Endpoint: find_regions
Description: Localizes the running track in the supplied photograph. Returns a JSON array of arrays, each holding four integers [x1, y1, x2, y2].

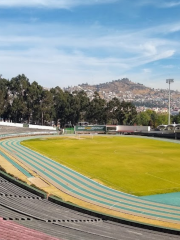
[[1, 136, 180, 225]]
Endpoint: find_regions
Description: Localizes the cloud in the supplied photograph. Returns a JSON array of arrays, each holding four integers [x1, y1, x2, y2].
[[137, 0, 180, 8], [162, 65, 175, 69], [0, 48, 125, 87], [0, 18, 179, 88], [157, 23, 180, 34], [3, 0, 179, 10], [143, 69, 151, 73], [161, 1, 180, 8], [140, 43, 157, 56], [0, 0, 118, 8]]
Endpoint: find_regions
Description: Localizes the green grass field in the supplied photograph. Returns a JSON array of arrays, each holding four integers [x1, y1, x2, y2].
[[21, 136, 180, 196]]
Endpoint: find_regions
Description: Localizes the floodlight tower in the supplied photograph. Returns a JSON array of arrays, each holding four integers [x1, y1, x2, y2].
[[166, 79, 174, 125]]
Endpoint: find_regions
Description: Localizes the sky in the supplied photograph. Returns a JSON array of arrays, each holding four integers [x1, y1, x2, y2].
[[0, 0, 180, 90]]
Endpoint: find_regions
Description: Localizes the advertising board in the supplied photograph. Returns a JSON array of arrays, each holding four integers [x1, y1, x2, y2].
[[75, 125, 106, 132]]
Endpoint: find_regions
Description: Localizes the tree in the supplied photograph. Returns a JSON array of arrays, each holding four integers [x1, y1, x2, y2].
[[64, 90, 89, 126], [26, 81, 44, 123], [172, 113, 180, 124], [75, 91, 89, 122], [0, 74, 141, 127], [105, 98, 121, 124], [156, 113, 168, 126], [146, 109, 158, 128], [136, 111, 151, 126], [116, 101, 137, 125], [136, 110, 164, 128], [0, 78, 9, 119], [39, 89, 54, 125], [9, 74, 30, 122], [85, 92, 107, 124], [50, 86, 67, 127]]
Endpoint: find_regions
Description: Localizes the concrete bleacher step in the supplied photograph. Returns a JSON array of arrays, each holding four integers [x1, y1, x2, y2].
[[46, 218, 102, 223], [3, 217, 32, 221], [0, 194, 101, 222], [0, 179, 8, 182], [0, 180, 41, 198], [2, 216, 101, 224], [0, 192, 41, 199], [0, 217, 61, 240]]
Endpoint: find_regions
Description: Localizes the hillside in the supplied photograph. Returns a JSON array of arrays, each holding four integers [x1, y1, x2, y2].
[[79, 78, 154, 95], [64, 78, 180, 110]]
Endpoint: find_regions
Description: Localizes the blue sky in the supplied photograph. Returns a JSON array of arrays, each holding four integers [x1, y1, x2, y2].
[[0, 0, 180, 90]]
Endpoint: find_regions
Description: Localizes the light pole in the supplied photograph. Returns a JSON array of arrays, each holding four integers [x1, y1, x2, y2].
[[166, 79, 174, 125]]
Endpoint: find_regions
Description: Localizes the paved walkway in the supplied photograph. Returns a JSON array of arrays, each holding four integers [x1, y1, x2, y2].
[[1, 135, 180, 230]]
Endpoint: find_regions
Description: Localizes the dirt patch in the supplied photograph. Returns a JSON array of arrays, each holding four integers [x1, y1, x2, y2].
[[28, 177, 49, 188]]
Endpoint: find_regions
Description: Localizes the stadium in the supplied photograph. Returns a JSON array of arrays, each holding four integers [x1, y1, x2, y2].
[[0, 123, 180, 240]]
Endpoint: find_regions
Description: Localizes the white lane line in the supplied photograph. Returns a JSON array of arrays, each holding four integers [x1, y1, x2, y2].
[[146, 173, 180, 185]]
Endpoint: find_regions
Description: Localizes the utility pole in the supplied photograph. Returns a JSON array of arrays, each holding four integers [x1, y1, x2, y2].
[[166, 79, 174, 125]]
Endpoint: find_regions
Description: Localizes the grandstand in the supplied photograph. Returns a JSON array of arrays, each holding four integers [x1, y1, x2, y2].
[[0, 217, 60, 240], [0, 175, 179, 240], [0, 125, 57, 135]]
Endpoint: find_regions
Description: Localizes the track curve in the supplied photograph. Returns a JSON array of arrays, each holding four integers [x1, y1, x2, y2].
[[1, 136, 180, 227]]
